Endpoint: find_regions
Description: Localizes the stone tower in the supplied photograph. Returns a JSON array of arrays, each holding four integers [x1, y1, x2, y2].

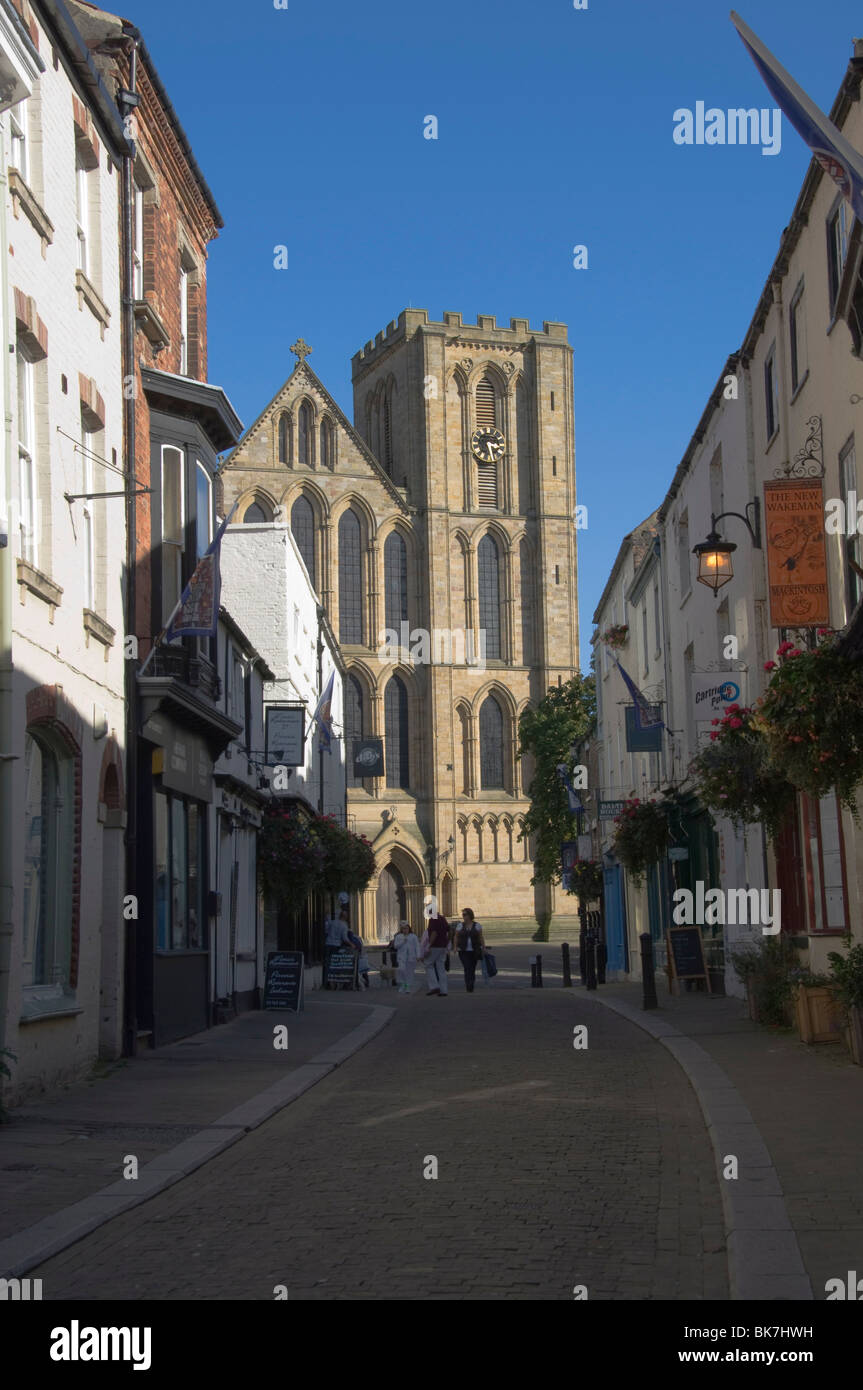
[[220, 311, 580, 940]]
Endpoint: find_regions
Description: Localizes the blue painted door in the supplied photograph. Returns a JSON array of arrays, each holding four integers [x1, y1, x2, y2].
[[603, 864, 627, 974]]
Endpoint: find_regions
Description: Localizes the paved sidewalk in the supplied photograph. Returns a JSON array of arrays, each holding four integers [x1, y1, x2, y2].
[[527, 947, 863, 1300], [0, 994, 392, 1274]]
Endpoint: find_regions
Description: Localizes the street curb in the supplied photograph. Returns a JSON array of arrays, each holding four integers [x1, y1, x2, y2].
[[0, 1004, 395, 1279], [591, 994, 813, 1302]]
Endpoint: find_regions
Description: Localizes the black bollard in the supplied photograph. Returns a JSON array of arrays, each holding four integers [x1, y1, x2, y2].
[[585, 929, 597, 992], [640, 932, 658, 1010], [536, 953, 543, 988], [530, 956, 537, 987], [578, 926, 587, 986], [597, 937, 607, 986], [562, 942, 572, 988]]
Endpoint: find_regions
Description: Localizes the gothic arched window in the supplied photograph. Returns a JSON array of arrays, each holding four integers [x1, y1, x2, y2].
[[520, 538, 535, 665], [478, 533, 502, 659], [338, 508, 362, 644], [479, 695, 505, 789], [290, 496, 315, 586], [345, 674, 365, 789], [278, 414, 290, 464], [475, 375, 499, 508], [382, 392, 393, 475], [320, 418, 333, 470], [385, 675, 409, 789], [298, 401, 312, 466], [243, 500, 270, 524], [384, 531, 408, 633]]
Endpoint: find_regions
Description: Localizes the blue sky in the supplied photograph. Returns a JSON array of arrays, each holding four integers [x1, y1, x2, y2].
[[135, 0, 863, 666]]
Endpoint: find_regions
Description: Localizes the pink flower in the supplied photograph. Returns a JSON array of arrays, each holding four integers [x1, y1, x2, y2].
[[710, 732, 718, 741], [730, 717, 743, 729], [764, 661, 777, 671], [711, 718, 720, 725], [726, 704, 740, 714]]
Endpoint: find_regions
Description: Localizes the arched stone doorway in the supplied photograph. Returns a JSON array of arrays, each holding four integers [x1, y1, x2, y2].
[[376, 862, 406, 943], [440, 871, 454, 919]]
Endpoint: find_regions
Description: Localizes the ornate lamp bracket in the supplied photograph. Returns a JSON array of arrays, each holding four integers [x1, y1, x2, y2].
[[775, 415, 824, 479]]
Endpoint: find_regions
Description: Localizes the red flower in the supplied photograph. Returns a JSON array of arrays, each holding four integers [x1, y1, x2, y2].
[[730, 717, 743, 729], [764, 661, 777, 671], [726, 704, 740, 714]]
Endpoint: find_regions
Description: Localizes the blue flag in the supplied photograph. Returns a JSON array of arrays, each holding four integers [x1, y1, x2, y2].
[[732, 10, 863, 224], [556, 763, 584, 814], [614, 660, 664, 732]]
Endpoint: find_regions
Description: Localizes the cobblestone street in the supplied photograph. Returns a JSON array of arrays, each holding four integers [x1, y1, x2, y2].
[[31, 952, 727, 1301]]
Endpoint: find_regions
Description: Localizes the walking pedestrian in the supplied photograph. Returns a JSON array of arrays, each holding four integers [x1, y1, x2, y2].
[[454, 908, 486, 993], [323, 908, 351, 990], [392, 920, 420, 994], [424, 906, 451, 997]]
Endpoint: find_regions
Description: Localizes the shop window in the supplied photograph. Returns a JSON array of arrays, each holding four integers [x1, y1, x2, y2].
[[155, 791, 205, 950], [22, 730, 76, 1007]]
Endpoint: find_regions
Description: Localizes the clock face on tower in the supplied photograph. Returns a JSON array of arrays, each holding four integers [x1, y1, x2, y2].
[[470, 427, 505, 463]]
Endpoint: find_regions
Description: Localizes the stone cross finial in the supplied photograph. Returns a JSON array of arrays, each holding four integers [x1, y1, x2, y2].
[[290, 338, 312, 362]]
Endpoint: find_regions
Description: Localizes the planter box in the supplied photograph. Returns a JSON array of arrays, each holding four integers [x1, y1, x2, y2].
[[793, 985, 842, 1044], [843, 1004, 863, 1066]]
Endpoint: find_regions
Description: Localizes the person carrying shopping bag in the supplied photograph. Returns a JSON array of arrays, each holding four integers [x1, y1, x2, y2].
[[454, 908, 486, 993], [392, 920, 420, 994]]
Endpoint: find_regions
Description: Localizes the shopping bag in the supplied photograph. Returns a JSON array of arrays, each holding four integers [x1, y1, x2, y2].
[[483, 950, 498, 978]]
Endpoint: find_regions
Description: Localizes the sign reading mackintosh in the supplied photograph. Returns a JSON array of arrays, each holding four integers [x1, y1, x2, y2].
[[763, 479, 829, 628], [353, 738, 384, 778], [265, 706, 304, 766]]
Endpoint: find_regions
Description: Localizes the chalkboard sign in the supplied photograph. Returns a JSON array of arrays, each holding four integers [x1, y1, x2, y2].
[[666, 928, 711, 990], [327, 948, 358, 989], [264, 951, 305, 1012]]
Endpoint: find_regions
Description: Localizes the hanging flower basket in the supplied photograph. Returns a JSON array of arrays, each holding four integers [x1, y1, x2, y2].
[[600, 624, 629, 651], [568, 858, 604, 902], [611, 798, 670, 884], [689, 704, 795, 840], [258, 808, 326, 914], [315, 815, 377, 895], [754, 632, 863, 817]]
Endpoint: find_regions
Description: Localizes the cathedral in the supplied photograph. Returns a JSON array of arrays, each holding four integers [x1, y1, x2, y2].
[[219, 309, 580, 940]]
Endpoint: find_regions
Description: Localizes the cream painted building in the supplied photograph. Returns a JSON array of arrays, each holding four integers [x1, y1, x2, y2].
[[1, 0, 128, 1101], [219, 311, 581, 940]]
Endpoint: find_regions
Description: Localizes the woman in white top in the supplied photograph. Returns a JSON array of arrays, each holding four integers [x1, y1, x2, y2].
[[392, 920, 420, 994]]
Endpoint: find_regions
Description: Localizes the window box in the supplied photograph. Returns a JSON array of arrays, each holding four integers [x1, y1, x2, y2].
[[75, 269, 110, 338], [792, 983, 842, 1044], [17, 558, 62, 618], [8, 169, 54, 256]]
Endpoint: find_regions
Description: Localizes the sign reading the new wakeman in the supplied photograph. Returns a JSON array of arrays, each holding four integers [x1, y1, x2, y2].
[[763, 479, 829, 628], [692, 672, 747, 747]]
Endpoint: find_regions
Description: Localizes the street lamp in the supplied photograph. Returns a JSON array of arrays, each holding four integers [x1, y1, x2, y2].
[[692, 501, 761, 596]]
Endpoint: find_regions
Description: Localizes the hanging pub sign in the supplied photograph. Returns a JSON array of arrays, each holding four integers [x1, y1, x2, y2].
[[624, 705, 663, 753], [353, 738, 384, 778], [763, 478, 829, 628], [265, 706, 305, 766], [598, 799, 626, 820]]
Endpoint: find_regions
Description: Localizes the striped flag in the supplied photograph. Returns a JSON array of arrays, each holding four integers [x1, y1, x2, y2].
[[165, 500, 239, 641], [614, 660, 664, 732], [310, 670, 336, 752], [731, 10, 863, 224]]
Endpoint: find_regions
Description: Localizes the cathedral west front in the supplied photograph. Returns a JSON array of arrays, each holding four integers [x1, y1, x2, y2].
[[220, 309, 580, 940]]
